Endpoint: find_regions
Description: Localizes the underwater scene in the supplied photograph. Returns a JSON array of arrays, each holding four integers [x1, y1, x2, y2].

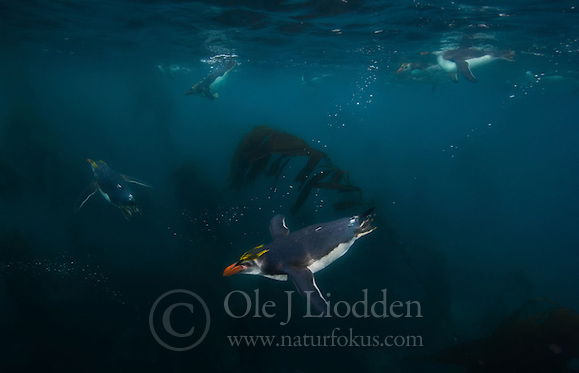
[[1, 0, 579, 372]]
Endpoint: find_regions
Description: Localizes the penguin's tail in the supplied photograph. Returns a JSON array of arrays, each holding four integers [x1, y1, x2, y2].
[[356, 207, 376, 236]]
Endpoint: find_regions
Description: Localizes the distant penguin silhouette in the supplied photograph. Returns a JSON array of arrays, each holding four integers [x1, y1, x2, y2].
[[75, 159, 152, 219], [396, 62, 444, 89], [185, 59, 237, 100], [301, 73, 332, 86]]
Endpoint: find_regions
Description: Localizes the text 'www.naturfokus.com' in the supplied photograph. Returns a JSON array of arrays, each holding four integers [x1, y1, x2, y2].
[[227, 328, 424, 348]]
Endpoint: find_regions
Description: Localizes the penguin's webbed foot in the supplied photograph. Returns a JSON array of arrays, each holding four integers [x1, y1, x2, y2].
[[356, 207, 376, 236], [120, 205, 140, 220]]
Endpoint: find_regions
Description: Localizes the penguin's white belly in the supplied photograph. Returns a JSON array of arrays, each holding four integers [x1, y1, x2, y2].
[[209, 73, 229, 94], [437, 55, 457, 72], [264, 274, 288, 281], [437, 54, 494, 72], [464, 55, 494, 69], [245, 262, 288, 281], [308, 238, 356, 274]]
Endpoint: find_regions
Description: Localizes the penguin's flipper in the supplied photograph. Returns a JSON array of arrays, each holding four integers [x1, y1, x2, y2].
[[269, 214, 289, 239], [121, 174, 153, 188], [454, 59, 478, 83], [74, 180, 98, 212], [285, 266, 327, 315]]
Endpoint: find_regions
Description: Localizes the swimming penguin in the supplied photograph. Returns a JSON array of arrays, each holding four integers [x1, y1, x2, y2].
[[396, 62, 433, 76], [75, 159, 152, 219], [157, 63, 191, 80], [434, 48, 515, 83], [185, 59, 237, 100], [223, 208, 376, 315], [396, 62, 443, 89], [301, 73, 332, 86]]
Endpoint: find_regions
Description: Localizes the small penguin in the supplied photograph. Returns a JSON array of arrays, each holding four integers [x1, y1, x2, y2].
[[396, 62, 443, 89], [185, 59, 237, 100], [75, 159, 152, 219], [396, 62, 430, 76], [301, 73, 332, 86], [157, 63, 191, 80], [434, 48, 514, 83], [223, 209, 376, 315]]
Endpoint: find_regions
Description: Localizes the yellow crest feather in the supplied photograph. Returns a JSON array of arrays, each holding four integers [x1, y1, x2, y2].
[[239, 244, 269, 261]]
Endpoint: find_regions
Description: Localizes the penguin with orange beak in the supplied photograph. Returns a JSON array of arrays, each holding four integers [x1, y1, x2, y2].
[[75, 159, 152, 219], [224, 209, 376, 315]]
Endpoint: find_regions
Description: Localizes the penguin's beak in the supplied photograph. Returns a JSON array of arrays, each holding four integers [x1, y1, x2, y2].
[[397, 65, 408, 74], [223, 263, 246, 276], [87, 159, 98, 170], [185, 84, 198, 96]]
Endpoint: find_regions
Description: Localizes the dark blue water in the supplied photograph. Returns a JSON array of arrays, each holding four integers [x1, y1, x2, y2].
[[1, 1, 578, 372]]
